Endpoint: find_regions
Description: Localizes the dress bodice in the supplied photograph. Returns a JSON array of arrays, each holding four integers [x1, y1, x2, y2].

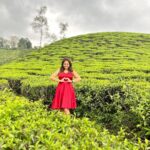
[[58, 71, 73, 80]]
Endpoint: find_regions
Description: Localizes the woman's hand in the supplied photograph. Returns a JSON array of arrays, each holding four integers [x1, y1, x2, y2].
[[59, 78, 65, 82], [65, 78, 72, 82], [59, 77, 72, 82]]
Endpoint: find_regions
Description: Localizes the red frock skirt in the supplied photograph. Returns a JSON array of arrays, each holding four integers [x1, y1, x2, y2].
[[49, 71, 77, 109]]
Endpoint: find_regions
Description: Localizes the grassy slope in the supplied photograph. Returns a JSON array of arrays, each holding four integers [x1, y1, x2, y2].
[[0, 49, 34, 65], [0, 32, 149, 86], [0, 32, 150, 148], [0, 31, 149, 114]]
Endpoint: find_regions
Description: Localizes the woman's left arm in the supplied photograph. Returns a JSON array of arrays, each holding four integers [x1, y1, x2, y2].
[[72, 70, 81, 83]]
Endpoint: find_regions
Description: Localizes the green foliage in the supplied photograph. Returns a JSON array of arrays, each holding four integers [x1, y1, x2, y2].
[[0, 32, 150, 145], [0, 79, 9, 90], [74, 80, 150, 140], [0, 88, 149, 149], [18, 38, 32, 49], [0, 49, 34, 65]]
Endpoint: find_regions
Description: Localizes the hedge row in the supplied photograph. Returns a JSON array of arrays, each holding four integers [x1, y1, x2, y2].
[[0, 88, 149, 149], [1, 78, 150, 142]]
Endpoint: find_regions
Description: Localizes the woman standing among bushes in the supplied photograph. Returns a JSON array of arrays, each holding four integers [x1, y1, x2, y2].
[[48, 57, 81, 115]]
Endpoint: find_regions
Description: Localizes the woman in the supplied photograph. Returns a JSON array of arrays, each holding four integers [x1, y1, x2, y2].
[[48, 57, 81, 115]]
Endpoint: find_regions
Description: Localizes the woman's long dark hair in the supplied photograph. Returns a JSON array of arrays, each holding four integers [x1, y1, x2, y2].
[[59, 57, 73, 73]]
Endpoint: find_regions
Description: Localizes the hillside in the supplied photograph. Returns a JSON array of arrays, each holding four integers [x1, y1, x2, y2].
[[0, 32, 149, 85], [0, 49, 33, 65], [0, 32, 150, 146]]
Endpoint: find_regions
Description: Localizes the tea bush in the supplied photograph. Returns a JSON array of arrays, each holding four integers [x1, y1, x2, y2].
[[0, 32, 150, 146], [0, 88, 149, 149]]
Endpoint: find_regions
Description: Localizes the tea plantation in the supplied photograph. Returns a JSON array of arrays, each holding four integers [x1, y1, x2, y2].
[[0, 32, 150, 149]]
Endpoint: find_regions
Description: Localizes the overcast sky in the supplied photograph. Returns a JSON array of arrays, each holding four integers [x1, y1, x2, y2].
[[0, 0, 150, 46]]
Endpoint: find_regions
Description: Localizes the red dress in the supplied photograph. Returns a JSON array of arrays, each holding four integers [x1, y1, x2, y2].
[[49, 71, 77, 109]]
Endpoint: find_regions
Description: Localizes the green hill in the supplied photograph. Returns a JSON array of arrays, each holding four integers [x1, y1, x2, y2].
[[0, 32, 150, 147], [0, 32, 149, 84], [0, 49, 33, 65]]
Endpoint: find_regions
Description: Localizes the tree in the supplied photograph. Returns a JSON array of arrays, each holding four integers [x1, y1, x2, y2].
[[3, 38, 10, 49], [18, 38, 32, 49], [49, 33, 58, 43], [10, 36, 19, 49], [0, 37, 4, 48], [31, 6, 49, 48], [59, 22, 69, 39]]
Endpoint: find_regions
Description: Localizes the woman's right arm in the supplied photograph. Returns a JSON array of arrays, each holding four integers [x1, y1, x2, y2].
[[50, 69, 60, 82]]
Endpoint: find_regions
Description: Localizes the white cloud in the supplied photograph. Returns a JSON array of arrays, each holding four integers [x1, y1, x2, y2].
[[0, 0, 150, 47]]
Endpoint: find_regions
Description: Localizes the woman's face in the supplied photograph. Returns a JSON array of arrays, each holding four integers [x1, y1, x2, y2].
[[63, 61, 70, 69]]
